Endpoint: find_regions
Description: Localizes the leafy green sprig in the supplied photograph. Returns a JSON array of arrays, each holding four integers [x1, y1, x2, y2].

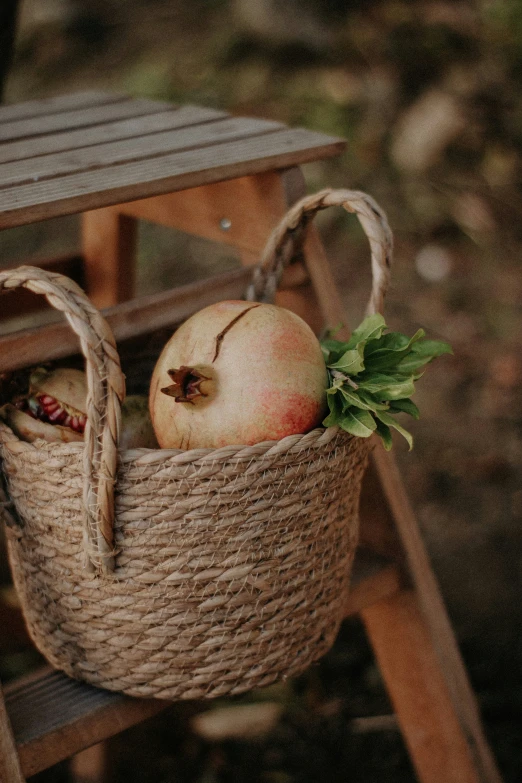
[[320, 314, 452, 450]]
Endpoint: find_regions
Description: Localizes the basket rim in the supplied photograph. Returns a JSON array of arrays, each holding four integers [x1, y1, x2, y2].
[[0, 421, 364, 465]]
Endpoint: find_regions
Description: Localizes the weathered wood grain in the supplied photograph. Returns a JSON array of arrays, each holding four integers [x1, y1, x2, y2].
[[0, 682, 24, 783], [0, 98, 172, 143], [0, 128, 345, 229], [0, 117, 284, 188], [0, 90, 126, 124], [5, 668, 169, 778], [0, 105, 227, 164]]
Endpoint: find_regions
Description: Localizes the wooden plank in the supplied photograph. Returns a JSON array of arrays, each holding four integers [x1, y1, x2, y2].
[[5, 669, 169, 778], [273, 166, 326, 334], [0, 266, 253, 372], [0, 681, 24, 783], [116, 171, 292, 258], [280, 166, 350, 336], [372, 447, 504, 783], [0, 91, 125, 124], [0, 128, 346, 229], [0, 98, 173, 143], [0, 105, 227, 164], [82, 211, 138, 308], [361, 590, 484, 783], [230, 166, 330, 335], [0, 117, 285, 189], [70, 743, 107, 783]]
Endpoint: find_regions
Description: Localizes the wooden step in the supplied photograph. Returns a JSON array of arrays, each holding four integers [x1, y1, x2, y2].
[[5, 668, 169, 778], [0, 92, 345, 230], [3, 549, 400, 777], [0, 256, 312, 373]]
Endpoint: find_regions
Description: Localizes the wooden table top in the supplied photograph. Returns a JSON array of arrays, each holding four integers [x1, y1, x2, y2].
[[0, 91, 345, 230]]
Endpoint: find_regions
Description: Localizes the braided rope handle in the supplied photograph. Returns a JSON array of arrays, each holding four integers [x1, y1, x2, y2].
[[0, 266, 125, 574], [245, 188, 393, 316]]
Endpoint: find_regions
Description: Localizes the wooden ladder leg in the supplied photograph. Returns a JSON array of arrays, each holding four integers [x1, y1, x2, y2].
[[70, 743, 107, 783], [81, 208, 138, 309], [258, 166, 503, 783], [361, 588, 488, 783], [0, 680, 25, 783], [371, 448, 503, 783]]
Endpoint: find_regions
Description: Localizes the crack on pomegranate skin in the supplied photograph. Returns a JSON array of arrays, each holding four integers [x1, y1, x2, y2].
[[212, 304, 260, 362], [161, 366, 210, 404]]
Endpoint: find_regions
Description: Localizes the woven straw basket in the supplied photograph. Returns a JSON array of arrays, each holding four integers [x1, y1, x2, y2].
[[0, 189, 392, 700]]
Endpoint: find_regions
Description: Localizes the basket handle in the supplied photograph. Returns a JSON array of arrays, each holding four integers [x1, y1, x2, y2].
[[0, 266, 125, 575], [245, 188, 393, 316]]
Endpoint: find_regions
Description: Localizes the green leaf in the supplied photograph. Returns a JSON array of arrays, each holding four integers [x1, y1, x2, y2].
[[346, 313, 386, 348], [338, 407, 377, 438], [340, 387, 377, 410], [358, 373, 416, 400], [321, 313, 452, 450], [395, 339, 452, 374], [375, 419, 393, 451], [356, 390, 391, 411], [389, 398, 420, 419], [340, 387, 392, 414], [375, 411, 414, 450], [322, 391, 343, 427], [365, 330, 417, 355], [364, 329, 426, 371], [320, 338, 346, 364], [414, 339, 453, 357], [328, 343, 365, 375]]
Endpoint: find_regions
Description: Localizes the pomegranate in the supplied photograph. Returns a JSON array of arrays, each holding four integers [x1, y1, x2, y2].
[[2, 367, 157, 448], [3, 367, 87, 443], [149, 300, 328, 450]]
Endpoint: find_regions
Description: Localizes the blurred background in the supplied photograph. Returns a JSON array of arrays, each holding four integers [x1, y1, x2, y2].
[[1, 1, 521, 781]]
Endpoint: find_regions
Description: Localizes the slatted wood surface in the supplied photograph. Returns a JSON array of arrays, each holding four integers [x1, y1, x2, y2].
[[5, 668, 169, 778], [0, 91, 345, 230]]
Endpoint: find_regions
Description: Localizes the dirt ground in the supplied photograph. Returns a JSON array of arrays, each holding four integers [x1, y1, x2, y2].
[[1, 1, 522, 781]]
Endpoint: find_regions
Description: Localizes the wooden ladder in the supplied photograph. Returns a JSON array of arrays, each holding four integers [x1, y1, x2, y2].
[[0, 91, 502, 783]]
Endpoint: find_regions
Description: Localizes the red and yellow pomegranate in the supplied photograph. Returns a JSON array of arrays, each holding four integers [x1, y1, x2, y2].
[[149, 301, 328, 450]]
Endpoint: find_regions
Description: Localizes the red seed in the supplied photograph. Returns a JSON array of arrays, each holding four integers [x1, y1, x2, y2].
[[42, 402, 60, 414]]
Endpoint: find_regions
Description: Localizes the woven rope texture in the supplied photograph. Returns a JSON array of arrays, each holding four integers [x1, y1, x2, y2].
[[1, 426, 369, 699]]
